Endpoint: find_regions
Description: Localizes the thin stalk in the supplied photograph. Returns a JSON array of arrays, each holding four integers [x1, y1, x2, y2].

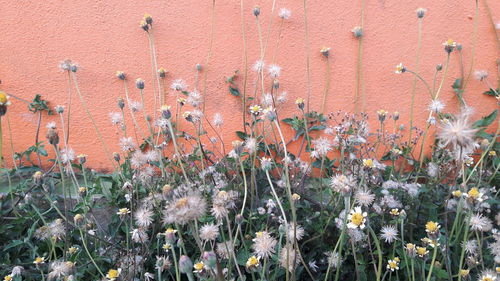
[[202, 0, 216, 113], [240, 0, 248, 133], [71, 72, 118, 171], [409, 17, 424, 145], [425, 246, 438, 281], [79, 228, 105, 278], [321, 57, 331, 114], [303, 0, 312, 111], [166, 120, 189, 182]]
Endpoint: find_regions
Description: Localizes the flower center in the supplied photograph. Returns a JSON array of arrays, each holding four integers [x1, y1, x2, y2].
[[351, 213, 364, 226]]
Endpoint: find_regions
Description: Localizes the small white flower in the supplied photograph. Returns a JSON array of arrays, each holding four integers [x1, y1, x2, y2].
[[109, 112, 123, 125], [252, 60, 265, 72], [278, 8, 291, 20], [170, 79, 187, 91], [429, 100, 445, 113], [267, 64, 281, 78], [46, 121, 57, 129], [474, 70, 488, 81], [380, 225, 398, 243], [213, 113, 223, 127], [347, 206, 367, 229]]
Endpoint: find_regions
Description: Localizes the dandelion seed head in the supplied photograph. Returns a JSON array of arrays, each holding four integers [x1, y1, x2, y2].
[[199, 223, 219, 241], [278, 8, 291, 20]]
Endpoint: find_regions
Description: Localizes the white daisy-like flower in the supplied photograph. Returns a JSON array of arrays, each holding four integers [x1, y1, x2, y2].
[[278, 8, 291, 20], [347, 206, 367, 229]]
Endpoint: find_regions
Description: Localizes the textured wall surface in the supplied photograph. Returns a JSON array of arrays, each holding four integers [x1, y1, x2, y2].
[[0, 1, 499, 170]]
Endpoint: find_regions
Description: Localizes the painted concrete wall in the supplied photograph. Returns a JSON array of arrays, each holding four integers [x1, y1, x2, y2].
[[0, 1, 499, 170]]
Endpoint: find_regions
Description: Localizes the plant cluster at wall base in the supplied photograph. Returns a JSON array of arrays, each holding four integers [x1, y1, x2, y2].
[[1, 7, 500, 281]]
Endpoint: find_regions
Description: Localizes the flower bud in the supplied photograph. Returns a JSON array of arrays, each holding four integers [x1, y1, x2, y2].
[[179, 255, 193, 274], [78, 187, 87, 197], [74, 214, 84, 224], [202, 251, 217, 269], [140, 20, 149, 31], [158, 67, 167, 78], [136, 78, 145, 90], [416, 8, 427, 18], [253, 6, 261, 17], [116, 71, 126, 80], [117, 98, 125, 109], [143, 13, 153, 25], [46, 128, 59, 146], [113, 152, 121, 162]]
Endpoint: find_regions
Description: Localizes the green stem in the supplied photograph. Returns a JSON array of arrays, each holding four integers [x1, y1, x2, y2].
[[425, 246, 438, 281]]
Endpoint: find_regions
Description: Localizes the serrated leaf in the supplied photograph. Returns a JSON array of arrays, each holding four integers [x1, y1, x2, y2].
[[473, 109, 497, 128]]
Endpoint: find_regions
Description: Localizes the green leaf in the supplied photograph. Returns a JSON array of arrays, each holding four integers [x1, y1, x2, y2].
[[229, 86, 240, 96], [473, 109, 498, 128], [236, 131, 248, 140], [483, 88, 499, 96]]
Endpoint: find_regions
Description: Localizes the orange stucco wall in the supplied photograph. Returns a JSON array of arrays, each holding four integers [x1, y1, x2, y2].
[[0, 1, 499, 170]]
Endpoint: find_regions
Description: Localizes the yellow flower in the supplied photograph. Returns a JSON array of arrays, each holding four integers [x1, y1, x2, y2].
[[116, 208, 130, 216], [33, 171, 43, 179], [465, 187, 483, 202], [249, 105, 262, 115], [362, 159, 374, 168], [106, 269, 120, 280], [162, 243, 172, 251], [175, 198, 188, 208], [459, 269, 469, 277], [416, 247, 429, 257], [0, 92, 11, 106], [3, 275, 12, 281], [246, 256, 260, 269], [451, 190, 462, 197], [295, 98, 305, 105], [160, 105, 171, 111], [165, 228, 177, 235], [193, 261, 205, 273], [177, 97, 186, 104], [292, 193, 301, 201], [425, 221, 440, 234], [443, 39, 456, 47], [489, 151, 497, 156], [347, 206, 367, 229], [386, 259, 399, 271], [33, 256, 45, 265], [68, 246, 78, 254], [389, 209, 400, 216]]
